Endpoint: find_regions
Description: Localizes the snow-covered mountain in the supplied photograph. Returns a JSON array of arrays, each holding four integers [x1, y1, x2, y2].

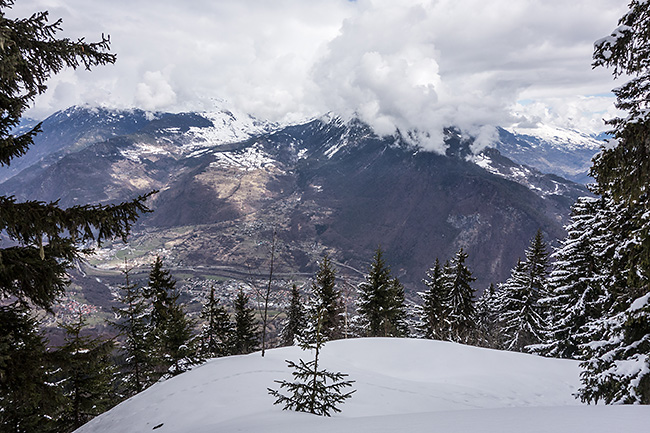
[[0, 106, 592, 293], [73, 338, 649, 433], [496, 125, 605, 184]]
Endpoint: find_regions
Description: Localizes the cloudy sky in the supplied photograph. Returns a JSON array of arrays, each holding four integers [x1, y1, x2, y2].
[[9, 0, 628, 149]]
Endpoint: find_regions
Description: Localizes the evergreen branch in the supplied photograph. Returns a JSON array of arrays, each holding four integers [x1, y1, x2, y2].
[[0, 190, 156, 247]]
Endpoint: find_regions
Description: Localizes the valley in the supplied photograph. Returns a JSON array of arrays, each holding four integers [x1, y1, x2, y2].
[[0, 106, 599, 332]]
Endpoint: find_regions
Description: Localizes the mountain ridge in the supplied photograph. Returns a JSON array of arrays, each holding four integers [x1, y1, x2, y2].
[[0, 106, 590, 294]]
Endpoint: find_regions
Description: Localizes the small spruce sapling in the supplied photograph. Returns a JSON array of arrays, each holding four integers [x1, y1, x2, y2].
[[268, 308, 355, 416]]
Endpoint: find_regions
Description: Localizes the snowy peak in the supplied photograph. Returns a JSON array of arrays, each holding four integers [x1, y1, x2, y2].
[[506, 124, 603, 151], [495, 126, 606, 184], [185, 109, 281, 151], [469, 148, 586, 199]]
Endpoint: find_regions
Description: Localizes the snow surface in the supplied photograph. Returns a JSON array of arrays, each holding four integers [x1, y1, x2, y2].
[[75, 338, 650, 433], [506, 124, 603, 151], [182, 110, 280, 154]]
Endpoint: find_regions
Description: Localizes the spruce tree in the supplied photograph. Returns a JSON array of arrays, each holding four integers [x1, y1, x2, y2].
[[144, 256, 178, 331], [55, 312, 117, 432], [308, 254, 344, 341], [531, 197, 607, 359], [163, 301, 198, 376], [385, 277, 410, 337], [230, 289, 260, 355], [474, 283, 502, 348], [443, 249, 476, 343], [268, 307, 355, 416], [0, 304, 61, 433], [356, 248, 409, 337], [495, 231, 550, 352], [418, 259, 448, 340], [525, 230, 551, 299], [498, 260, 546, 352], [144, 257, 197, 377], [0, 4, 153, 425], [197, 287, 233, 358], [0, 2, 154, 312], [110, 268, 157, 396], [575, 1, 650, 404], [279, 284, 306, 347]]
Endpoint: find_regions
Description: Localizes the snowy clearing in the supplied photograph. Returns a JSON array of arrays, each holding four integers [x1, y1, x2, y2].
[[75, 338, 650, 433]]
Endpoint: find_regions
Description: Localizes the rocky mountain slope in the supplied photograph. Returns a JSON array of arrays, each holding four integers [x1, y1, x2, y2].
[[0, 107, 590, 296]]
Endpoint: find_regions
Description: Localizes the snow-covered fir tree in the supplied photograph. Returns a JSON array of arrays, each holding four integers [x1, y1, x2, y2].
[[530, 197, 608, 359], [356, 248, 409, 337], [525, 230, 552, 300], [197, 287, 233, 358], [573, 0, 650, 404], [444, 249, 477, 343], [279, 284, 307, 347], [474, 283, 502, 348], [574, 190, 650, 403], [497, 260, 546, 351], [418, 259, 448, 340], [495, 231, 550, 352]]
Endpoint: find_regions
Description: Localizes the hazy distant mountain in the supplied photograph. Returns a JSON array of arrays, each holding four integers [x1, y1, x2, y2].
[[0, 107, 590, 293], [496, 125, 605, 184]]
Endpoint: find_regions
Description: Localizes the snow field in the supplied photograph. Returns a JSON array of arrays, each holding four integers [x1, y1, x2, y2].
[[75, 338, 650, 433]]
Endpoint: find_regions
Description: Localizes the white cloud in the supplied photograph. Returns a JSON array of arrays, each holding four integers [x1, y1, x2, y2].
[[135, 71, 177, 111], [7, 0, 629, 150]]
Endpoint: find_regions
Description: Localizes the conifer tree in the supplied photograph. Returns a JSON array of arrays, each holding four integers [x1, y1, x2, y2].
[[0, 304, 61, 433], [308, 254, 344, 341], [163, 301, 198, 376], [531, 198, 607, 359], [0, 1, 154, 312], [474, 283, 502, 348], [356, 248, 409, 337], [418, 259, 448, 340], [495, 231, 550, 352], [444, 249, 476, 343], [197, 287, 233, 358], [55, 312, 117, 432], [385, 277, 410, 337], [144, 257, 197, 377], [110, 267, 157, 396], [268, 307, 355, 416], [0, 3, 153, 424], [144, 256, 178, 331], [279, 284, 306, 347], [498, 260, 546, 352], [575, 1, 650, 404], [230, 289, 260, 355], [525, 230, 551, 299]]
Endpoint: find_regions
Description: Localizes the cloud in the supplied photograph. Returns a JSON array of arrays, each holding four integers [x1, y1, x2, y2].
[[8, 0, 629, 150], [135, 71, 177, 111], [310, 0, 627, 152]]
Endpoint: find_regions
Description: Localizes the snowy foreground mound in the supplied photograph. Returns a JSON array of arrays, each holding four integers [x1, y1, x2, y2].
[[76, 338, 649, 433]]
